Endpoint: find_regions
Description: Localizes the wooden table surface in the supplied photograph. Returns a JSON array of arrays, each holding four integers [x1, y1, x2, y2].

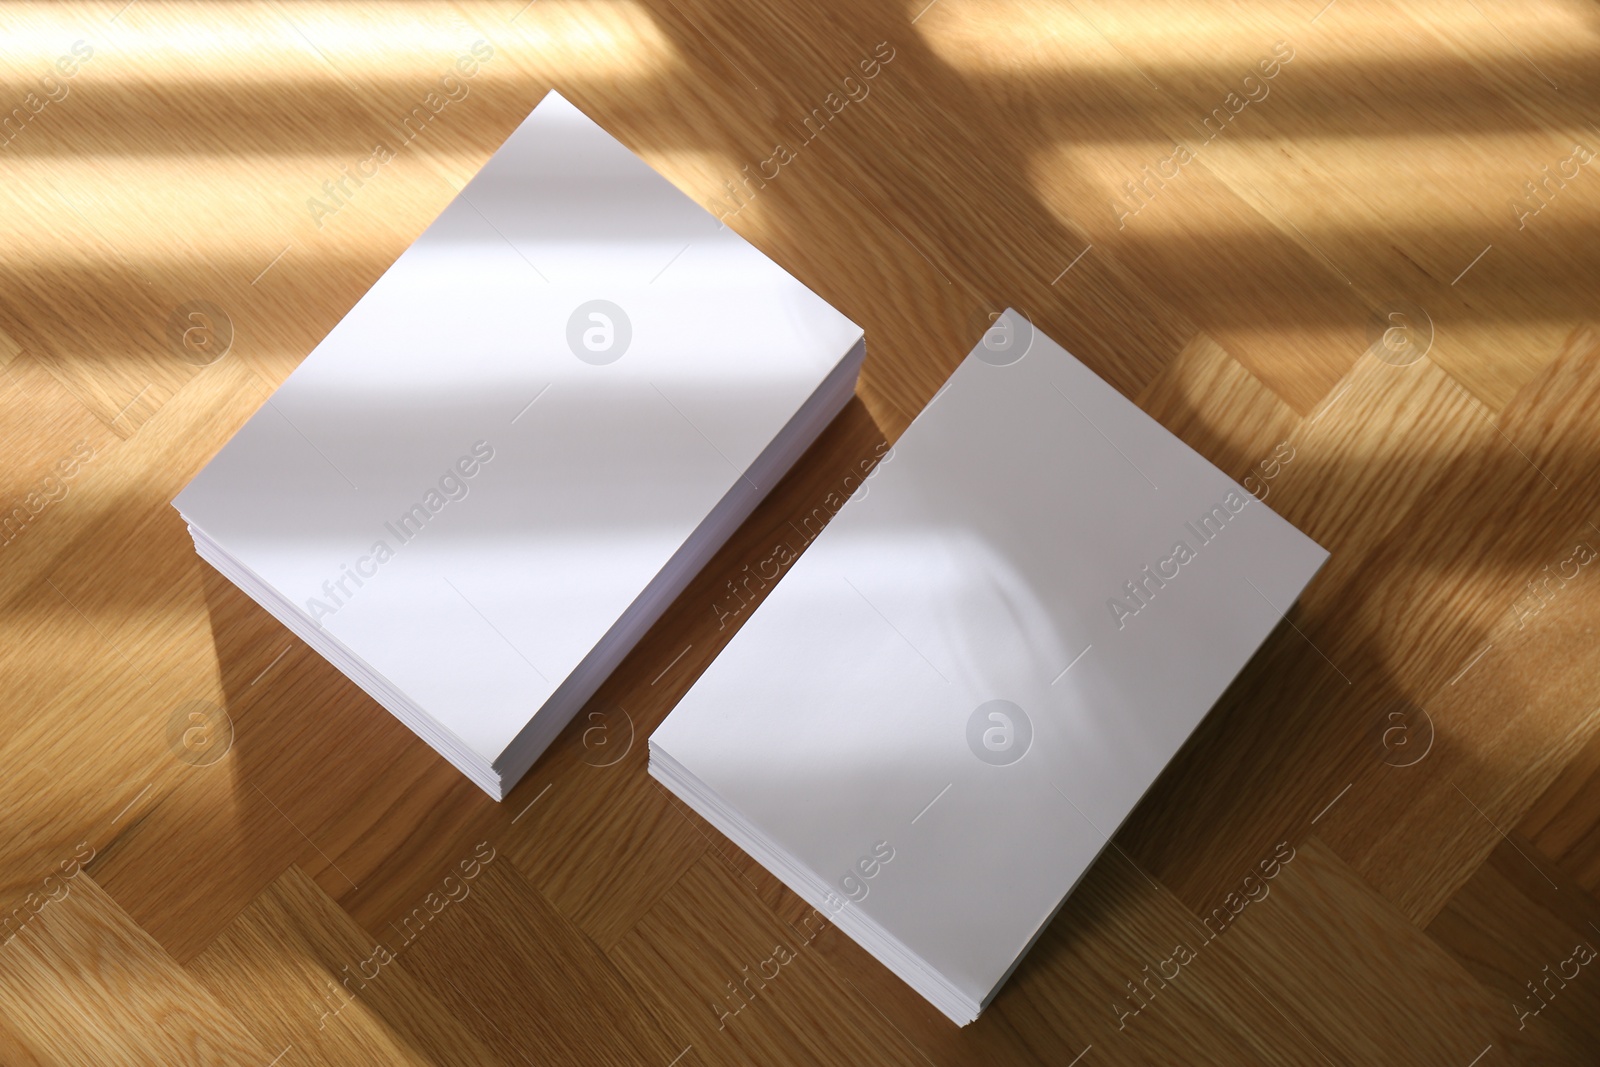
[[3, 0, 1600, 1063]]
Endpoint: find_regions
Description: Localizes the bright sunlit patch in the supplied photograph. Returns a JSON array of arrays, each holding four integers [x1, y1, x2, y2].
[[910, 0, 1118, 71], [469, 0, 683, 78], [0, 0, 679, 81], [914, 0, 1599, 71], [1027, 132, 1600, 244], [0, 147, 755, 280], [0, 155, 473, 244]]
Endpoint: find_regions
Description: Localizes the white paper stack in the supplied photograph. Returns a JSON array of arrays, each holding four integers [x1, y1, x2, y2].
[[174, 92, 864, 800], [650, 312, 1327, 1024]]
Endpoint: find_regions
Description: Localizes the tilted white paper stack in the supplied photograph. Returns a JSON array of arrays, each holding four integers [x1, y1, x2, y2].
[[175, 92, 864, 799], [650, 312, 1327, 1024]]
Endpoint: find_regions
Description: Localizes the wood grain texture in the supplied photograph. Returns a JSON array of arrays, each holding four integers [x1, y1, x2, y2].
[[2, 0, 1600, 1063], [1427, 835, 1600, 1063], [0, 872, 273, 1065], [189, 866, 505, 1067]]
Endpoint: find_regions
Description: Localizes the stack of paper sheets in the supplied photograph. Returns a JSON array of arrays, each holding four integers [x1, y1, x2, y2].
[[650, 312, 1327, 1024], [174, 92, 864, 800]]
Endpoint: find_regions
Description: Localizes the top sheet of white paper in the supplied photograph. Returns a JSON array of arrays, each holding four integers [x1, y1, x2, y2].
[[175, 92, 862, 764], [652, 313, 1328, 1006]]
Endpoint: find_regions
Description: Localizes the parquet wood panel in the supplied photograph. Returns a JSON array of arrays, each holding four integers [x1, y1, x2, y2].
[[189, 866, 505, 1067], [3, 0, 1600, 1063], [1427, 834, 1600, 1063], [0, 873, 273, 1065], [397, 857, 678, 1067], [1525, 700, 1600, 898], [611, 853, 930, 1067]]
